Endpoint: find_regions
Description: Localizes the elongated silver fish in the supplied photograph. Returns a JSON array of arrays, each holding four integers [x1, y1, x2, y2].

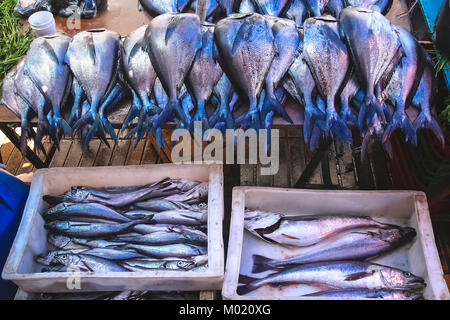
[[132, 199, 206, 212], [120, 255, 208, 271], [124, 243, 207, 258], [81, 248, 146, 260], [45, 220, 142, 238], [47, 234, 90, 250], [133, 223, 207, 234], [44, 202, 130, 223], [244, 210, 393, 247], [113, 227, 207, 245], [251, 227, 416, 272], [303, 288, 423, 300], [140, 209, 208, 225], [54, 253, 128, 272], [237, 261, 425, 295]]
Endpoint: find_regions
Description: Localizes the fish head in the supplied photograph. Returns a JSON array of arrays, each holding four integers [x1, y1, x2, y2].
[[193, 202, 208, 211], [193, 255, 208, 267], [65, 188, 91, 202], [45, 221, 71, 232], [44, 203, 70, 218], [47, 234, 72, 249], [244, 210, 282, 235], [176, 260, 196, 270], [379, 227, 416, 244], [391, 290, 424, 300], [36, 251, 59, 266], [54, 253, 83, 269], [379, 267, 426, 290]]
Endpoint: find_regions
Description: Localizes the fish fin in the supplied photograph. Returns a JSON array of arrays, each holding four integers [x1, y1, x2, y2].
[[73, 110, 94, 131], [236, 283, 258, 296], [309, 125, 322, 151], [238, 274, 259, 285], [128, 39, 145, 65], [413, 112, 445, 148], [165, 16, 179, 44], [102, 117, 118, 144], [252, 255, 274, 273], [262, 96, 292, 124], [87, 32, 96, 64], [231, 23, 250, 55], [359, 94, 385, 130], [280, 233, 301, 241], [344, 271, 373, 281], [326, 110, 352, 144], [382, 111, 416, 146], [41, 39, 61, 65]]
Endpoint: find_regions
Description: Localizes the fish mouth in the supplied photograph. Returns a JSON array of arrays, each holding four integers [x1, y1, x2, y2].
[[405, 278, 427, 290]]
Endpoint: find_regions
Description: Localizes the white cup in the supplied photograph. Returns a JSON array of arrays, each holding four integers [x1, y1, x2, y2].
[[28, 11, 57, 37]]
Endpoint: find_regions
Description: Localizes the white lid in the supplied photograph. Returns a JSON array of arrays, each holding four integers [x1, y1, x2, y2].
[[28, 11, 54, 28]]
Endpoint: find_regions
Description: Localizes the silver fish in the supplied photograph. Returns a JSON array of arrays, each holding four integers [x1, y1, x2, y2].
[[44, 202, 130, 223], [138, 209, 208, 225], [54, 253, 128, 272], [252, 227, 416, 272], [121, 255, 208, 271], [113, 227, 207, 245], [47, 234, 90, 250], [81, 248, 146, 260], [284, 0, 307, 26], [303, 288, 423, 300], [244, 210, 392, 247], [237, 261, 425, 295], [134, 223, 207, 234], [124, 243, 207, 258], [164, 182, 208, 204], [45, 220, 142, 238]]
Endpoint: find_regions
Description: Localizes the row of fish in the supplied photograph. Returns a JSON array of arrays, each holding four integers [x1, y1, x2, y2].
[[38, 290, 199, 300], [1, 9, 443, 159], [15, 0, 103, 18], [239, 210, 426, 299], [139, 0, 393, 24], [36, 178, 210, 273]]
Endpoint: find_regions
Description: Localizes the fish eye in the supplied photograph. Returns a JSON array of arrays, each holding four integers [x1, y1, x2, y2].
[[404, 272, 411, 277], [61, 254, 67, 259]]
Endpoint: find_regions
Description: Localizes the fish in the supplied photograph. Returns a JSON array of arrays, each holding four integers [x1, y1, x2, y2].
[[191, 0, 220, 22], [209, 74, 236, 130], [326, 0, 344, 17], [348, 0, 393, 15], [303, 16, 352, 144], [217, 0, 237, 15], [36, 249, 87, 266], [164, 182, 209, 204], [67, 77, 85, 126], [1, 63, 23, 118], [112, 227, 208, 245], [145, 13, 202, 148], [134, 223, 207, 234], [132, 198, 206, 212], [43, 178, 197, 207], [45, 220, 143, 238], [260, 16, 299, 128], [250, 0, 291, 16], [239, 0, 257, 13], [434, 0, 450, 58], [237, 261, 425, 295], [382, 27, 425, 146], [43, 202, 131, 223], [339, 7, 402, 130], [66, 28, 121, 151], [284, 0, 307, 26], [122, 25, 160, 137], [47, 234, 90, 250], [251, 227, 416, 272], [138, 0, 189, 16], [215, 13, 277, 131], [412, 51, 445, 147], [24, 33, 72, 140], [303, 0, 329, 17], [120, 255, 208, 271], [339, 75, 361, 126], [124, 243, 207, 258], [303, 288, 424, 300], [81, 248, 146, 260], [244, 210, 393, 247], [127, 209, 207, 225], [71, 238, 127, 249], [186, 22, 223, 132], [53, 252, 129, 272]]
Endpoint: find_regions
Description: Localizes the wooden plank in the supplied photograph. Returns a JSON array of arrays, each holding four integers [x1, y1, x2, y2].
[[199, 291, 216, 300], [64, 141, 83, 167], [273, 134, 289, 187], [289, 134, 305, 187], [125, 139, 146, 166], [337, 141, 357, 188], [327, 141, 340, 186], [110, 139, 131, 166], [6, 148, 23, 174], [93, 141, 115, 167], [79, 140, 101, 167], [16, 157, 34, 175], [49, 140, 72, 168], [141, 140, 159, 165], [0, 142, 14, 165], [240, 164, 255, 186]]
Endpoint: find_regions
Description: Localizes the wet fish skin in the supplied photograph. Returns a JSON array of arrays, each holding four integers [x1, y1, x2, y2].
[[139, 0, 178, 16], [24, 33, 72, 138], [1, 63, 23, 118], [132, 198, 204, 212], [303, 0, 329, 16], [217, 0, 237, 15], [47, 234, 90, 250], [81, 248, 146, 260], [164, 182, 209, 204], [45, 220, 142, 238], [122, 25, 160, 135], [124, 243, 207, 258], [252, 227, 416, 272], [260, 16, 299, 127], [134, 223, 207, 234], [244, 210, 394, 247], [339, 75, 360, 126], [36, 249, 87, 266], [120, 255, 207, 271], [303, 288, 423, 300], [146, 13, 202, 141], [215, 13, 277, 130], [186, 22, 223, 131], [113, 227, 208, 245], [284, 0, 307, 26], [44, 202, 131, 223], [339, 7, 402, 130], [71, 238, 127, 249], [237, 261, 425, 295], [128, 209, 208, 226], [54, 253, 128, 272], [250, 0, 291, 16], [209, 74, 236, 130], [303, 16, 352, 144]]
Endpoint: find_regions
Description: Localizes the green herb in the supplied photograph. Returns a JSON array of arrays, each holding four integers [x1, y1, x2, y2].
[[0, 0, 34, 99]]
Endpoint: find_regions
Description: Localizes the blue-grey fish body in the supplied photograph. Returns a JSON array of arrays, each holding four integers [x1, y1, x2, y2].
[[44, 202, 130, 223], [339, 7, 401, 130], [81, 248, 146, 260], [303, 16, 351, 144], [54, 253, 128, 272], [215, 13, 276, 130], [1, 63, 23, 118], [24, 33, 72, 137], [284, 0, 307, 26], [252, 227, 416, 272], [251, 0, 290, 16], [114, 227, 207, 245], [45, 220, 142, 238], [218, 0, 237, 15], [124, 243, 207, 258], [237, 261, 425, 295], [239, 0, 257, 13], [303, 288, 423, 300], [146, 13, 202, 130], [209, 74, 235, 129]]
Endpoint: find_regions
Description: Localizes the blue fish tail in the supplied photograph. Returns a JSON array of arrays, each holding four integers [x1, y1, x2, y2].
[[383, 111, 416, 145], [413, 112, 445, 147]]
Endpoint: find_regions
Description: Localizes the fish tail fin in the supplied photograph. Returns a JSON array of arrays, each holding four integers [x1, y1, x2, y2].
[[155, 126, 165, 152], [252, 254, 274, 273], [236, 278, 259, 295], [413, 112, 445, 148], [309, 125, 322, 151], [263, 96, 293, 124], [173, 99, 190, 128], [73, 108, 95, 131], [20, 123, 29, 157], [102, 117, 118, 144], [122, 91, 142, 131], [326, 109, 352, 144], [383, 111, 416, 146], [191, 100, 209, 132], [340, 98, 358, 126], [359, 93, 385, 130], [82, 116, 100, 154], [35, 120, 49, 156]]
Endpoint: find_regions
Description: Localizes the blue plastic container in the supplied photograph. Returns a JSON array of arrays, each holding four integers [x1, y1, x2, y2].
[[0, 170, 29, 300]]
